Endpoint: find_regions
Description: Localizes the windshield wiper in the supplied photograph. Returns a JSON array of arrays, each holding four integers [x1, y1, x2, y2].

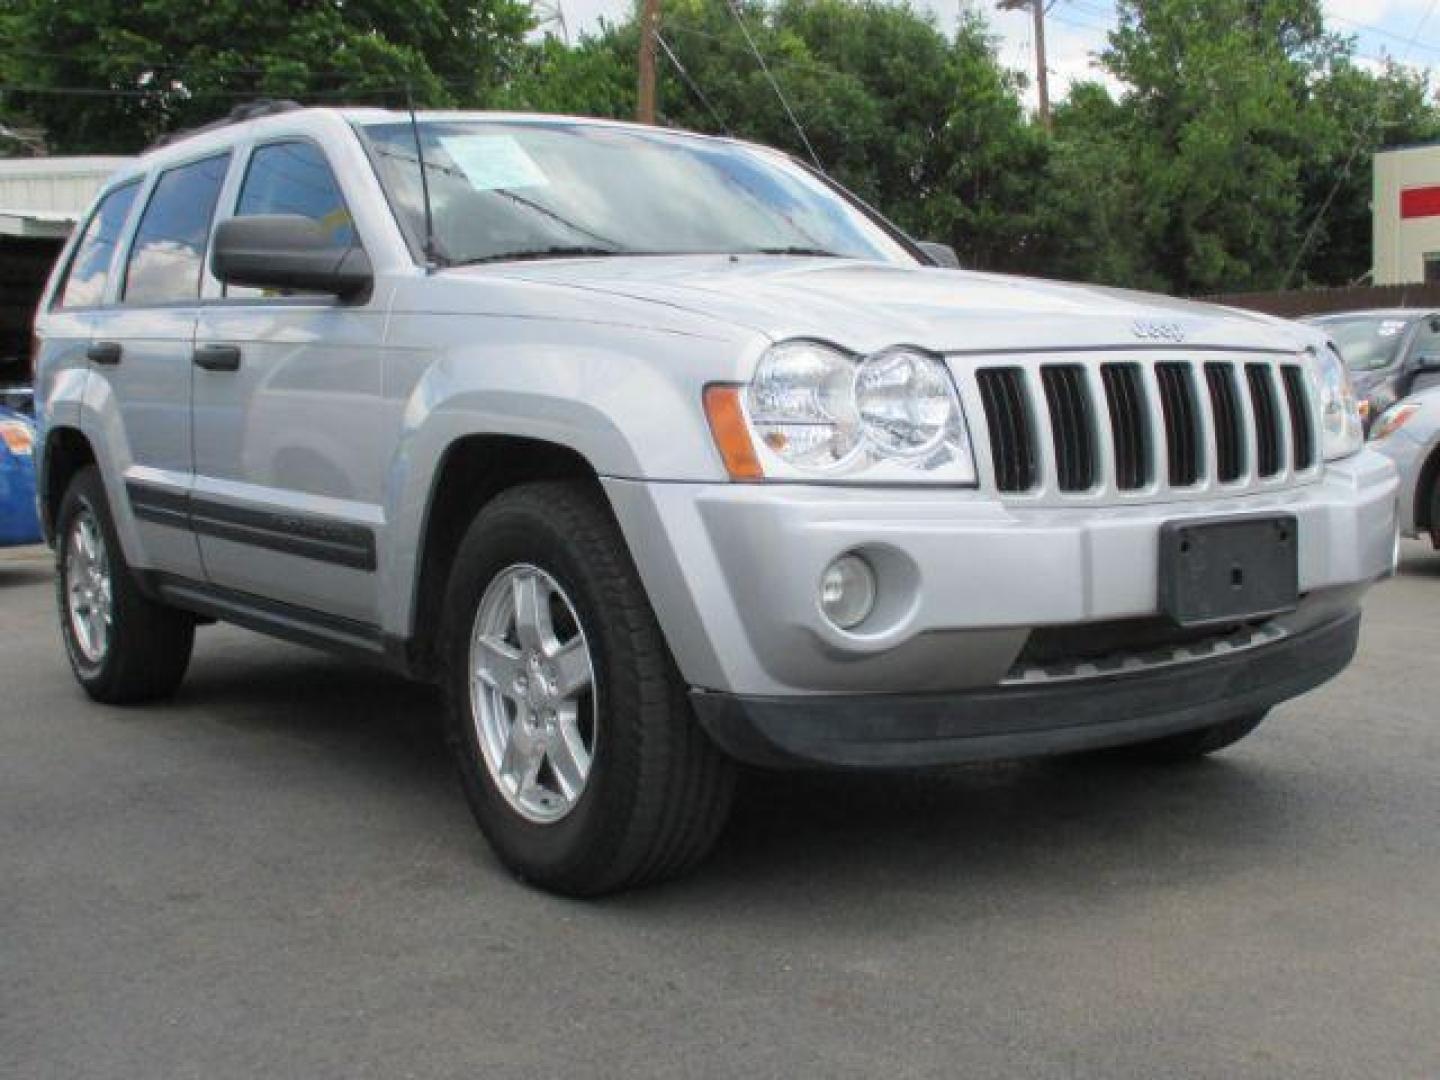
[[448, 245, 627, 266], [746, 246, 847, 258]]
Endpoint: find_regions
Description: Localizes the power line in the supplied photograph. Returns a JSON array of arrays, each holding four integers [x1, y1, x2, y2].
[[0, 81, 418, 101], [1283, 0, 1440, 289], [1328, 12, 1440, 56], [723, 0, 822, 169], [654, 31, 730, 133]]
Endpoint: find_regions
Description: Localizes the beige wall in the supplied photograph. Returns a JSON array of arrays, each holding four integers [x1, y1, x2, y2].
[[1373, 144, 1440, 285]]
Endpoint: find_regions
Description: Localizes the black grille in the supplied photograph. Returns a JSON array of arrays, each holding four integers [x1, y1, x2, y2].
[[1281, 365, 1315, 470], [976, 367, 1037, 492], [1017, 614, 1248, 668], [1041, 365, 1097, 492], [1246, 364, 1282, 477], [1205, 362, 1245, 482], [1155, 362, 1202, 486], [1101, 363, 1150, 491]]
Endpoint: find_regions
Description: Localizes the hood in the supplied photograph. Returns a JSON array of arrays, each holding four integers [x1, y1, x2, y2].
[[469, 256, 1310, 356]]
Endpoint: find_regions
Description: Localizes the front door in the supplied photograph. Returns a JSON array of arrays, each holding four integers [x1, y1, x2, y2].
[[191, 139, 391, 625]]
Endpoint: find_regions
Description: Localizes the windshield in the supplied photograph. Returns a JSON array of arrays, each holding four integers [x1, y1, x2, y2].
[[358, 119, 918, 267], [1318, 316, 1413, 373]]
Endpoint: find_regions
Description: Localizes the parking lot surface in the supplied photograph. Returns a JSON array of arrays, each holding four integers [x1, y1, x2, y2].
[[3, 541, 1439, 1078]]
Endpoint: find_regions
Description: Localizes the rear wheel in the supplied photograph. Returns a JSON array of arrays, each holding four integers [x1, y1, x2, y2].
[[440, 480, 735, 896], [55, 466, 195, 703], [1120, 710, 1268, 762]]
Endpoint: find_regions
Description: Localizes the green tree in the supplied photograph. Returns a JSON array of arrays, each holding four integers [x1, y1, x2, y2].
[[0, 0, 535, 153], [1031, 83, 1165, 290], [501, 0, 1047, 272], [1083, 0, 1346, 293], [1294, 57, 1440, 286]]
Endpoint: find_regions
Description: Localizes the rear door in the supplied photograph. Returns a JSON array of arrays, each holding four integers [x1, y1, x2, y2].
[[191, 137, 390, 624], [40, 178, 140, 474], [87, 153, 231, 579]]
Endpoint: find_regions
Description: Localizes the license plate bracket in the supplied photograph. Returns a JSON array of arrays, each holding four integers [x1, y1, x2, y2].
[[1159, 515, 1299, 628]]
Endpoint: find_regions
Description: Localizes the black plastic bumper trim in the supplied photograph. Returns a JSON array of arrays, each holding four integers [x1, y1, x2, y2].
[[691, 610, 1360, 769]]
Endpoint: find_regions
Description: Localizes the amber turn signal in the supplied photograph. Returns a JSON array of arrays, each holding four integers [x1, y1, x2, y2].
[[702, 385, 764, 481]]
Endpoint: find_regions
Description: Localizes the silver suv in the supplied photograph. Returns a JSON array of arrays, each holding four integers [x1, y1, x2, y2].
[[33, 108, 1398, 894]]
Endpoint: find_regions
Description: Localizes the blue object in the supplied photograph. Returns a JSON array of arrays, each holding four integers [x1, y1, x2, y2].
[[0, 405, 42, 547]]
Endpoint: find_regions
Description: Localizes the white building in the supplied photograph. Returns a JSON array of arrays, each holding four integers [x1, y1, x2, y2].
[[0, 156, 130, 383], [1372, 143, 1440, 286], [0, 156, 129, 240]]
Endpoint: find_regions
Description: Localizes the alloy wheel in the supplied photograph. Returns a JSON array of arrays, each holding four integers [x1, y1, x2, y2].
[[469, 564, 598, 824], [65, 507, 113, 666]]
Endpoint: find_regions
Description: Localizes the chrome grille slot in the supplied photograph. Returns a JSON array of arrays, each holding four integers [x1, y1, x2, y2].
[[1246, 363, 1283, 477], [1281, 364, 1315, 470], [1040, 364, 1096, 492], [975, 367, 1037, 493], [1204, 362, 1245, 483], [1155, 361, 1202, 487], [1101, 363, 1150, 491], [971, 353, 1318, 500]]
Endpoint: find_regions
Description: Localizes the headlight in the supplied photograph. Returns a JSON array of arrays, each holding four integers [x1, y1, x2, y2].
[[708, 340, 975, 483], [1315, 344, 1363, 461]]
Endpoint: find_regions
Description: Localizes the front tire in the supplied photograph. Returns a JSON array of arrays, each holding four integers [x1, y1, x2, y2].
[[1121, 710, 1268, 762], [55, 466, 195, 703], [440, 480, 735, 896]]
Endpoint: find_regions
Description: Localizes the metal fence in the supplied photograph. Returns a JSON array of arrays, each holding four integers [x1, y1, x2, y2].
[[1200, 284, 1440, 319]]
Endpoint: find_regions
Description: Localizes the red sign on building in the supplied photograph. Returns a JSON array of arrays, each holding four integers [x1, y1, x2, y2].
[[1400, 186, 1440, 219]]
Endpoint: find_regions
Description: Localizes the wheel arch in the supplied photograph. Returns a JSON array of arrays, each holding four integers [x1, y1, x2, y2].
[[40, 425, 97, 545], [400, 433, 608, 679]]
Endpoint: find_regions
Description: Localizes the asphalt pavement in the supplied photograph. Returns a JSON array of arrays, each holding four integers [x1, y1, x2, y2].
[[3, 541, 1438, 1078]]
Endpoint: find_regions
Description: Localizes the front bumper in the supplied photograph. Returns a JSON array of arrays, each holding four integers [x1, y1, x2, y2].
[[690, 609, 1359, 768], [604, 449, 1397, 698]]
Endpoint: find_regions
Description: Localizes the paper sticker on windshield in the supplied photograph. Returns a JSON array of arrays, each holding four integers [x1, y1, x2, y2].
[[439, 135, 549, 192], [1378, 320, 1407, 337]]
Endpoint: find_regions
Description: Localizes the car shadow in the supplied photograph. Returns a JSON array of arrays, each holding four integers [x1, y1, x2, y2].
[[0, 565, 53, 589], [688, 752, 1293, 904], [168, 631, 1310, 919]]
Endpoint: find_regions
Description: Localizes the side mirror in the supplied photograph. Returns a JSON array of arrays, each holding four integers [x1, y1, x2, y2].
[[1412, 352, 1440, 374], [917, 240, 960, 269], [211, 214, 371, 300]]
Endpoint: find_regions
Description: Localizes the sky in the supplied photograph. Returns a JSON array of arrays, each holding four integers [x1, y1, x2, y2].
[[537, 0, 1440, 111]]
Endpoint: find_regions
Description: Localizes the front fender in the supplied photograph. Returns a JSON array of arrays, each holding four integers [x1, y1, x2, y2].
[[376, 320, 765, 638]]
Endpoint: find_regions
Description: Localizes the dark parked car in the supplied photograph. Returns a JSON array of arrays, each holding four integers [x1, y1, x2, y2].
[[1304, 309, 1440, 430]]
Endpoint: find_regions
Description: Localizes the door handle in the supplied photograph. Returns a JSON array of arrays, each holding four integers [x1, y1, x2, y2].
[[86, 341, 122, 365], [193, 344, 242, 372]]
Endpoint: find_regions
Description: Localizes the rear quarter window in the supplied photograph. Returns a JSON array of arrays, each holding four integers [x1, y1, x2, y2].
[[55, 181, 141, 309]]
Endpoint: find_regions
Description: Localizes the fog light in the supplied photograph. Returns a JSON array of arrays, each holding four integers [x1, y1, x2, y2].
[[820, 553, 876, 630]]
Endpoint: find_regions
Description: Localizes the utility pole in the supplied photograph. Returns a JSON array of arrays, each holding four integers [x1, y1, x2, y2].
[[637, 0, 661, 124], [999, 0, 1050, 131]]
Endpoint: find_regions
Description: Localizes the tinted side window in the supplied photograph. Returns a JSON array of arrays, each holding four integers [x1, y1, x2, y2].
[[123, 154, 230, 305], [228, 141, 356, 299], [56, 182, 140, 308], [236, 141, 354, 245]]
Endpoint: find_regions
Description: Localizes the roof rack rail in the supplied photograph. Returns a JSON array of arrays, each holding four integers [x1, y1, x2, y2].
[[145, 98, 305, 151]]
